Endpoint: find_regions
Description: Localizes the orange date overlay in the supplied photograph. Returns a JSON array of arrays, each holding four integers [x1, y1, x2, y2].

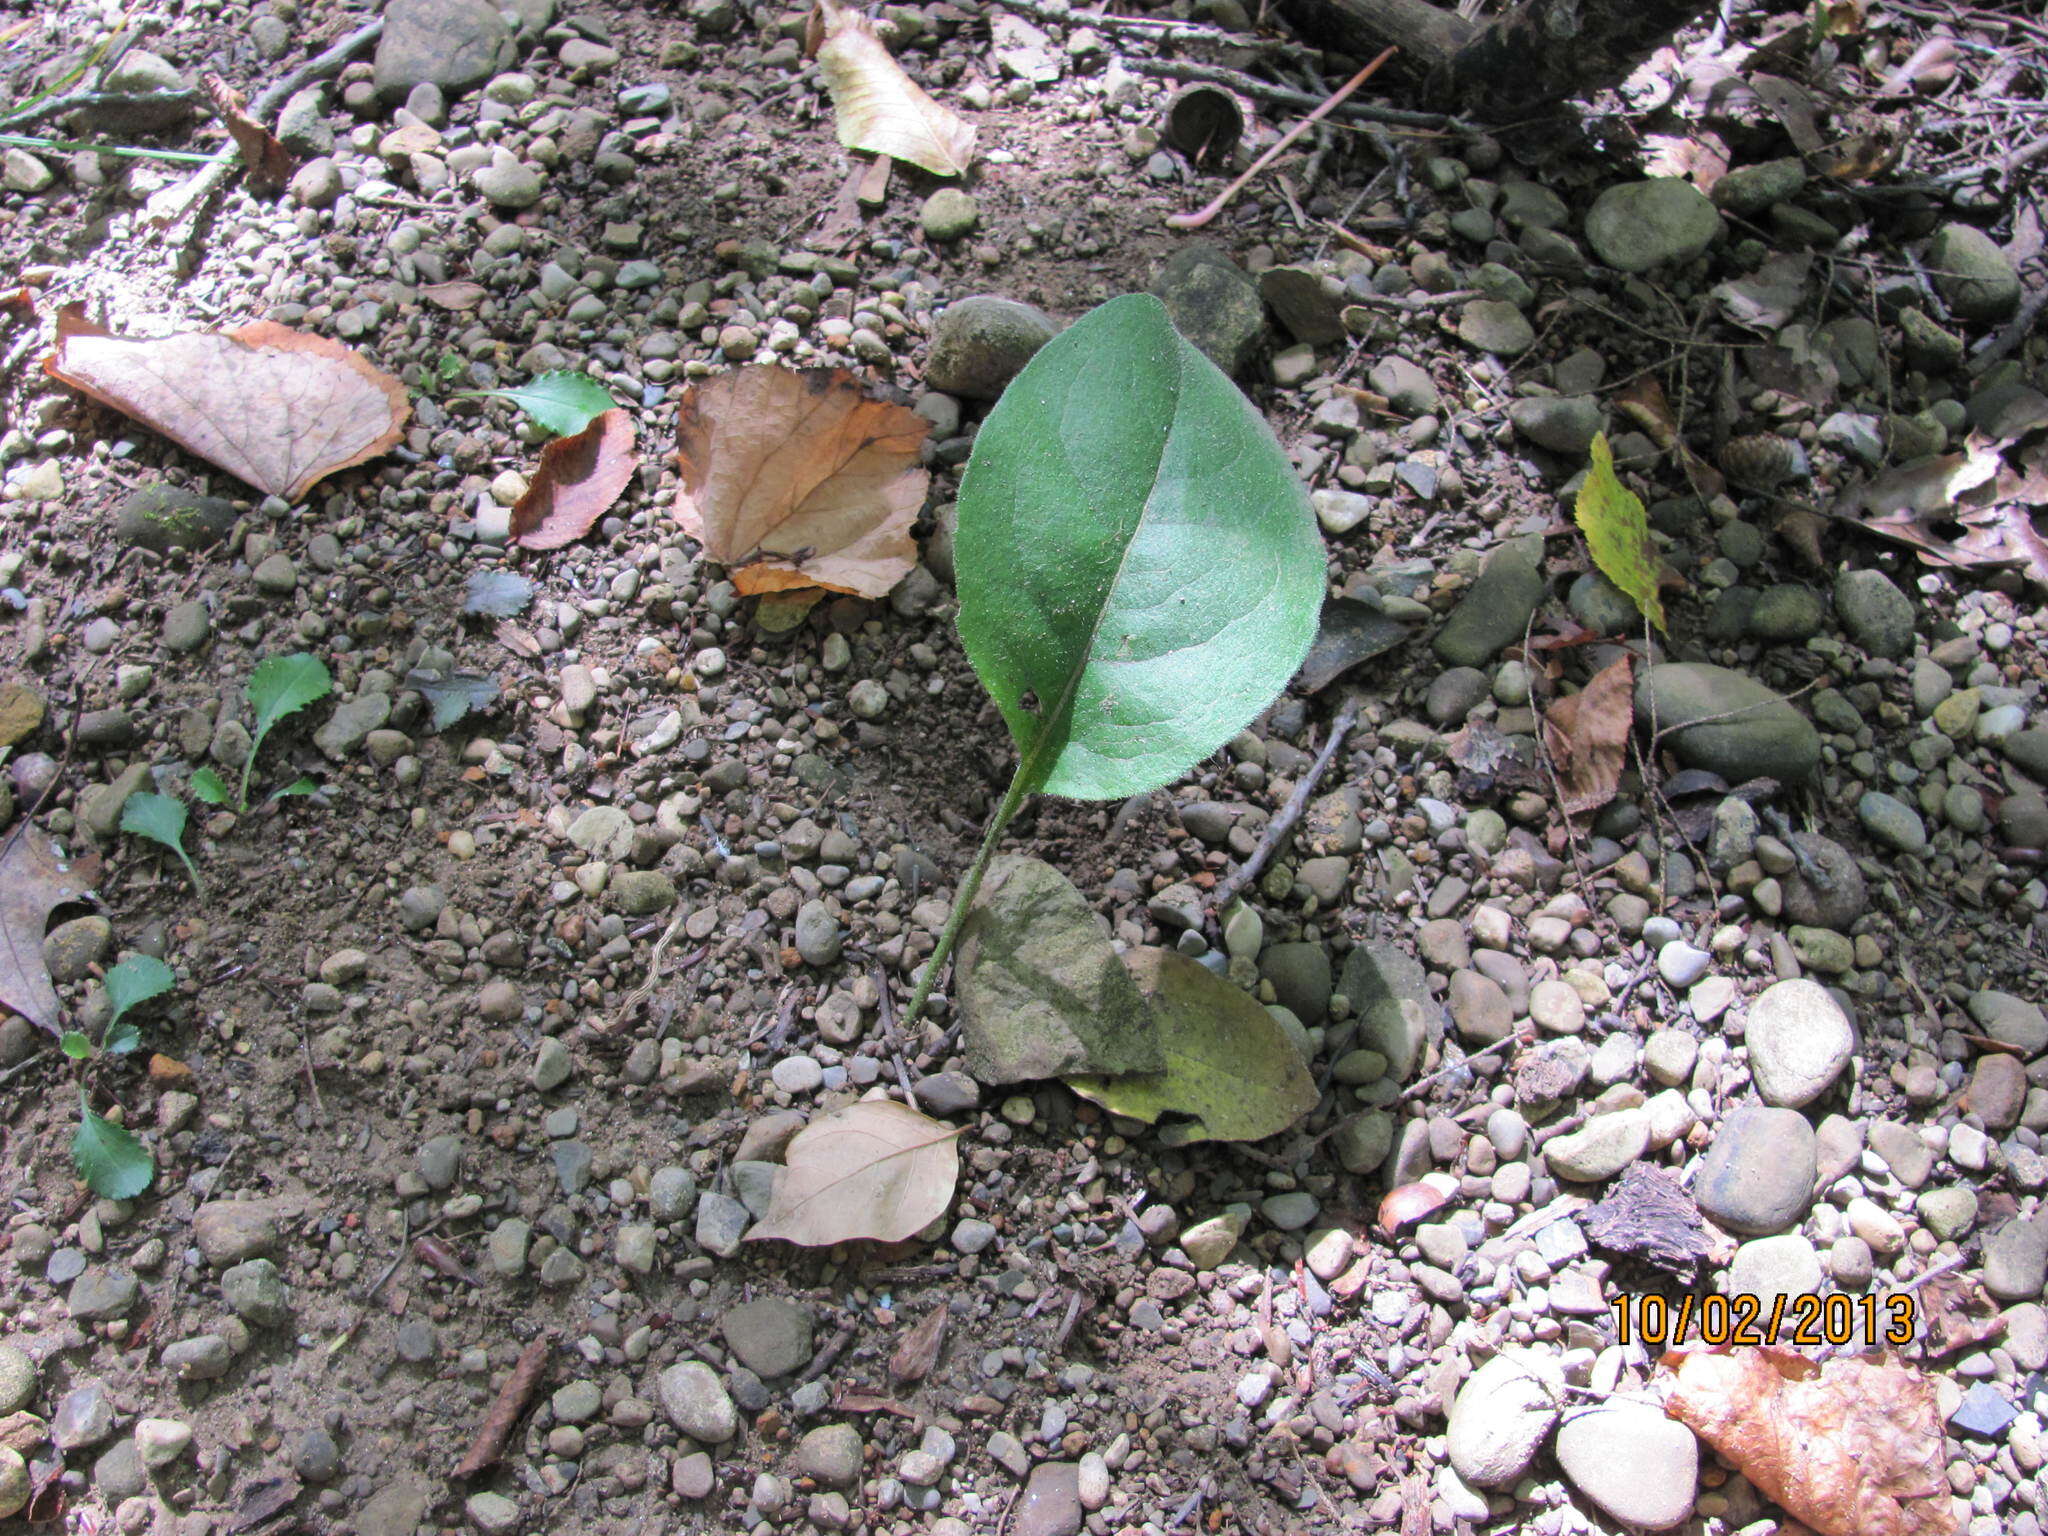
[[1611, 1292, 1917, 1349]]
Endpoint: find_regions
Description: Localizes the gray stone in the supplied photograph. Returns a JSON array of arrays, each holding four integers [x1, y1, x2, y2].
[[1967, 991, 2048, 1057], [66, 1266, 138, 1321], [221, 1258, 289, 1325], [657, 1361, 738, 1443], [0, 1448, 21, 1521], [374, 0, 514, 101], [295, 1426, 342, 1483], [1857, 791, 1927, 855], [925, 296, 1059, 400], [793, 1424, 863, 1487], [1748, 584, 1826, 643], [314, 694, 391, 761], [1434, 545, 1544, 668], [1259, 941, 1331, 1024], [955, 856, 1162, 1084], [1695, 1106, 1816, 1234], [919, 187, 978, 241], [1780, 833, 1866, 930], [1368, 355, 1438, 416], [162, 1334, 234, 1379], [1150, 245, 1264, 377], [1634, 663, 1820, 782], [473, 154, 542, 210], [1016, 1461, 1084, 1536], [1509, 395, 1601, 455], [358, 1481, 431, 1536], [51, 1383, 114, 1449], [720, 1298, 813, 1378], [1983, 1218, 2048, 1301], [1585, 179, 1722, 271], [466, 1491, 522, 1533], [1544, 1110, 1649, 1183], [1832, 569, 1914, 658], [0, 1344, 35, 1415], [1745, 979, 1854, 1108], [43, 914, 110, 983], [163, 600, 211, 652], [1447, 1351, 1562, 1488], [794, 900, 842, 966], [695, 1192, 750, 1258], [116, 484, 234, 554], [610, 870, 677, 915], [2005, 728, 2048, 783], [1927, 223, 2020, 321], [84, 51, 193, 132], [1553, 1404, 1698, 1530], [1727, 1234, 1824, 1308], [1258, 265, 1345, 346], [1455, 299, 1534, 356], [1711, 157, 1806, 217], [135, 1418, 191, 1468], [1332, 1111, 1393, 1176], [1567, 570, 1641, 636]]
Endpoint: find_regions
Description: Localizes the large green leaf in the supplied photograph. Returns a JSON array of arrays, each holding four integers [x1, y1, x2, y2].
[[120, 792, 203, 897], [954, 293, 1324, 801], [1574, 433, 1666, 633], [460, 372, 616, 439], [104, 954, 175, 1038], [72, 1094, 155, 1199], [1065, 948, 1319, 1145]]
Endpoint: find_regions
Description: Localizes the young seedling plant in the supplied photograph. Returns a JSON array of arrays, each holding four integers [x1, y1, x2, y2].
[[191, 652, 333, 812], [64, 954, 174, 1198], [450, 371, 616, 439], [121, 791, 204, 899], [898, 293, 1326, 1034]]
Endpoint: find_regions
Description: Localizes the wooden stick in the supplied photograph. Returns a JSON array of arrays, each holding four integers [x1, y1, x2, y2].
[[1166, 48, 1398, 231], [1124, 55, 1466, 131], [1210, 693, 1362, 920]]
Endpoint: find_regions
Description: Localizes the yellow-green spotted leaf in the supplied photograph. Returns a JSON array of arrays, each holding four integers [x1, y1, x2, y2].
[[1574, 433, 1666, 633], [1065, 948, 1318, 1146]]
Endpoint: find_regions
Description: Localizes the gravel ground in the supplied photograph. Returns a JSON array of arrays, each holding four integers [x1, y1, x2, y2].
[[0, 0, 2045, 1533]]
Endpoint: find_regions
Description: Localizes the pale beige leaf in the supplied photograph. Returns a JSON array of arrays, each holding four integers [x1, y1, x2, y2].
[[45, 306, 409, 501], [812, 0, 975, 178], [674, 365, 928, 599], [1543, 655, 1634, 818], [745, 1100, 961, 1247], [1661, 1348, 1955, 1536]]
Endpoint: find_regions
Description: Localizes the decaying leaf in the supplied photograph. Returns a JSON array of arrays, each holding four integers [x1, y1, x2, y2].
[[45, 306, 408, 501], [746, 1100, 962, 1247], [511, 408, 639, 550], [1641, 131, 1730, 190], [1574, 433, 1667, 632], [1661, 1348, 1955, 1536], [1065, 948, 1319, 1147], [1854, 439, 2004, 521], [808, 0, 975, 178], [1577, 1162, 1712, 1277], [1882, 35, 1959, 95], [1841, 435, 2047, 577], [1748, 73, 1825, 153], [1542, 655, 1635, 818], [889, 1305, 950, 1384], [202, 73, 295, 194], [1914, 1272, 2003, 1358], [0, 825, 102, 1036], [1615, 376, 1681, 452], [1299, 597, 1412, 693], [674, 366, 928, 598], [1713, 252, 1811, 332]]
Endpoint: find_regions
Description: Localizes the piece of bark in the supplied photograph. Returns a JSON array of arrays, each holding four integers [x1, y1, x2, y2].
[[454, 1335, 552, 1478], [1577, 1163, 1713, 1277]]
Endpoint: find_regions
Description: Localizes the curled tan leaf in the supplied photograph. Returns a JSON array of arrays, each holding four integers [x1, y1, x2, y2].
[[745, 1100, 961, 1247], [810, 0, 975, 177], [1542, 655, 1634, 818], [674, 365, 928, 599], [202, 73, 295, 194], [1661, 1348, 1955, 1536], [511, 408, 639, 551], [45, 305, 409, 501]]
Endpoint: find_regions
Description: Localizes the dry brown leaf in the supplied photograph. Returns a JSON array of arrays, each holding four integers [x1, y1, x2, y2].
[[0, 824, 102, 1036], [1642, 131, 1731, 190], [1749, 73, 1825, 153], [1542, 655, 1635, 817], [421, 281, 489, 311], [1661, 1348, 1955, 1536], [809, 0, 975, 177], [888, 1305, 950, 1384], [1882, 35, 1959, 95], [202, 73, 295, 194], [745, 1099, 961, 1247], [1615, 376, 1680, 451], [1916, 1273, 2004, 1358], [511, 408, 639, 551], [45, 306, 409, 501], [674, 365, 928, 599]]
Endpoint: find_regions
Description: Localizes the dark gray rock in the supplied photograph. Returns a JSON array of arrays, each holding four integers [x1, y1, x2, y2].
[[1433, 546, 1544, 668], [1150, 245, 1264, 377], [1585, 179, 1722, 271], [373, 0, 514, 102], [719, 1298, 814, 1378], [1927, 223, 2020, 321], [1634, 663, 1820, 783], [924, 296, 1058, 399], [1832, 568, 1914, 658], [115, 485, 235, 554], [1694, 1106, 1817, 1235]]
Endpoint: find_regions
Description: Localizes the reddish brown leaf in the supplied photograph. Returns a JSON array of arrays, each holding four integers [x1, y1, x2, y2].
[[1661, 1348, 1956, 1536], [1916, 1273, 2003, 1358], [1542, 655, 1635, 818], [889, 1305, 950, 1384], [833, 1387, 921, 1419], [202, 73, 295, 194], [45, 306, 408, 501], [0, 825, 102, 1035], [674, 366, 928, 599], [510, 408, 639, 551]]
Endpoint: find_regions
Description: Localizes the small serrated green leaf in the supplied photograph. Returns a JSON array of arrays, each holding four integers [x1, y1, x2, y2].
[[1575, 433, 1667, 633], [105, 954, 175, 1028], [190, 767, 231, 805], [72, 1095, 155, 1199], [61, 1030, 92, 1060], [461, 371, 616, 438], [269, 776, 318, 800], [103, 1019, 141, 1056], [120, 791, 187, 853], [248, 652, 333, 740]]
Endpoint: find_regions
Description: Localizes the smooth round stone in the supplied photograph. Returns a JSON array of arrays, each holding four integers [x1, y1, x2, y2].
[[1657, 941, 1711, 989], [769, 1056, 823, 1093], [1585, 178, 1721, 270], [1446, 1351, 1562, 1487], [1544, 1109, 1648, 1183], [1694, 1106, 1816, 1234], [1726, 1234, 1824, 1307], [1553, 1404, 1698, 1530], [1528, 978, 1585, 1034], [1745, 978, 1853, 1108], [1634, 663, 1819, 782], [1856, 791, 1927, 855]]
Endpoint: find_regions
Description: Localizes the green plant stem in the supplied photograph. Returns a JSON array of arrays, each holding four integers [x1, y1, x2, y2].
[[237, 748, 258, 814], [0, 132, 215, 163], [897, 760, 1036, 1036], [174, 848, 206, 902]]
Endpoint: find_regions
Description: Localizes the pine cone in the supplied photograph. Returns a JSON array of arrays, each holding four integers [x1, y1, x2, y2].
[[1719, 434, 1810, 490]]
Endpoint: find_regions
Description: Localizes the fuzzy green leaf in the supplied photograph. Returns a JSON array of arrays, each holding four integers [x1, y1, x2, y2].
[[105, 954, 174, 1029], [72, 1096, 155, 1199], [190, 768, 230, 804], [465, 371, 616, 438], [248, 652, 333, 743], [954, 294, 1324, 800], [1574, 433, 1667, 633], [120, 791, 187, 855], [103, 1019, 141, 1056], [61, 1030, 92, 1060]]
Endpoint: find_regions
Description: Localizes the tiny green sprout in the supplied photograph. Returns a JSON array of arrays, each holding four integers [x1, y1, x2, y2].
[[235, 652, 333, 811], [62, 955, 172, 1200], [121, 791, 204, 898]]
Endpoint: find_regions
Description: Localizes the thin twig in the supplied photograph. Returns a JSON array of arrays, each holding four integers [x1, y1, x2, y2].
[[1167, 49, 1399, 231], [874, 963, 917, 1101], [1340, 287, 1478, 311], [1400, 1024, 1533, 1100], [800, 1320, 858, 1383], [1122, 56, 1469, 131], [607, 903, 692, 1033], [454, 1334, 553, 1478], [1211, 693, 1362, 921]]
